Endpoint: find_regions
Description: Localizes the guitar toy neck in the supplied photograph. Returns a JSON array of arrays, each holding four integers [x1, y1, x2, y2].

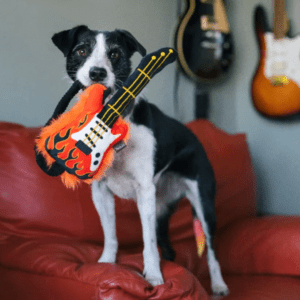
[[98, 48, 177, 128]]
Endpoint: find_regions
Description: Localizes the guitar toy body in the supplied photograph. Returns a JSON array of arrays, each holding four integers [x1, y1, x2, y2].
[[252, 3, 300, 117], [175, 0, 233, 83], [37, 84, 130, 187]]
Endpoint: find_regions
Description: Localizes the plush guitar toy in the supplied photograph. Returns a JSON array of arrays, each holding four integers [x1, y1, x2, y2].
[[35, 48, 177, 188]]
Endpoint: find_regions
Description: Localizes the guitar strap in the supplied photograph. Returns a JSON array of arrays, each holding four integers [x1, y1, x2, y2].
[[35, 81, 83, 176], [174, 0, 183, 122], [173, 66, 181, 121], [174, 0, 210, 121], [34, 81, 114, 177], [46, 81, 84, 126], [195, 86, 210, 119]]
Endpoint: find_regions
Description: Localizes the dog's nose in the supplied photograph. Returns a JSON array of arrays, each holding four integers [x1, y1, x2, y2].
[[89, 67, 107, 82]]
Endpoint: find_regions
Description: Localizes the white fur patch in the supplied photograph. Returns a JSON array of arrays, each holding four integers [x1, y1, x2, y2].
[[105, 122, 156, 200]]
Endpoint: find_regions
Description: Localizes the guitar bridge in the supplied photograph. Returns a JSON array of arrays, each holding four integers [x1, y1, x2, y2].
[[75, 140, 92, 155], [270, 75, 289, 86]]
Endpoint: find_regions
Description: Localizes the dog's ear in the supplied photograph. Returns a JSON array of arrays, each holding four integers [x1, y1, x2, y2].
[[52, 25, 89, 57], [116, 29, 146, 57]]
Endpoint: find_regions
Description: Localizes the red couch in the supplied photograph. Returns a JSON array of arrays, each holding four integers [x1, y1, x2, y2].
[[1, 119, 300, 299]]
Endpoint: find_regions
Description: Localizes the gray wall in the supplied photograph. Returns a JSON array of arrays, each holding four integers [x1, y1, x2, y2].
[[209, 0, 300, 216], [1, 0, 300, 216], [0, 0, 176, 126]]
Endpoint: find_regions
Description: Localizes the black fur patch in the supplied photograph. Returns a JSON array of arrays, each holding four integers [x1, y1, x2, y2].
[[156, 200, 180, 261], [132, 99, 217, 249], [131, 99, 212, 179]]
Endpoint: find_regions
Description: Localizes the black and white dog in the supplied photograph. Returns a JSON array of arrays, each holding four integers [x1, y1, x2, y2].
[[52, 25, 229, 295]]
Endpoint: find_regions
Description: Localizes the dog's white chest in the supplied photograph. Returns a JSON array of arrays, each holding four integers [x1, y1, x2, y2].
[[105, 122, 156, 200]]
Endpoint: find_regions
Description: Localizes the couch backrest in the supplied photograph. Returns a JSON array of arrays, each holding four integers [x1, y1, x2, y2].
[[187, 121, 257, 229], [0, 120, 256, 246]]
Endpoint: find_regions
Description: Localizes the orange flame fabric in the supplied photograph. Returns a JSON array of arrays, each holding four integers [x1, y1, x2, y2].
[[36, 84, 130, 189], [193, 218, 206, 257]]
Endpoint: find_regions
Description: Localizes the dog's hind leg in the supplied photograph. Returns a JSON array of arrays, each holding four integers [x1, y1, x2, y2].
[[185, 178, 229, 296], [91, 179, 118, 263], [155, 172, 186, 262], [156, 200, 178, 261]]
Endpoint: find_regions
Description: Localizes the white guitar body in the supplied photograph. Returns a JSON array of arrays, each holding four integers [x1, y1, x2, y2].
[[71, 114, 121, 172], [264, 32, 300, 86], [252, 4, 300, 117]]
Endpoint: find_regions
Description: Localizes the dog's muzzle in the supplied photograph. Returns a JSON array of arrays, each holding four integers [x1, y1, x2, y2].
[[89, 67, 107, 82]]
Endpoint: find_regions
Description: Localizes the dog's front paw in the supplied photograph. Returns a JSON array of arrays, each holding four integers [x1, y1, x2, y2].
[[144, 273, 164, 287], [98, 250, 116, 264], [144, 268, 164, 286], [212, 282, 229, 297], [98, 241, 118, 264], [143, 248, 164, 286]]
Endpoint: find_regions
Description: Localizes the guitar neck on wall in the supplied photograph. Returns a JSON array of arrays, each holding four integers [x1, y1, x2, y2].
[[175, 0, 234, 84], [252, 0, 300, 118]]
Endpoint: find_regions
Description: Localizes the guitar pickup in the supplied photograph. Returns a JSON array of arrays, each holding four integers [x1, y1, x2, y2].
[[76, 140, 92, 155]]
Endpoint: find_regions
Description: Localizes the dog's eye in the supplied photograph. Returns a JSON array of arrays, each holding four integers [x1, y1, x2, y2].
[[110, 50, 119, 59], [77, 48, 87, 57]]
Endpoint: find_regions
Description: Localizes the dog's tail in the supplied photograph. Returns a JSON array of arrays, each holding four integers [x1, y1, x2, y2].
[[193, 218, 206, 257]]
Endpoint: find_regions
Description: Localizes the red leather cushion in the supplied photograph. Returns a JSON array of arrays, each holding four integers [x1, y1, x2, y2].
[[0, 120, 257, 299], [216, 216, 300, 276], [201, 274, 300, 300], [0, 122, 147, 247], [187, 120, 257, 229], [0, 120, 256, 245], [0, 255, 209, 300], [0, 122, 101, 241]]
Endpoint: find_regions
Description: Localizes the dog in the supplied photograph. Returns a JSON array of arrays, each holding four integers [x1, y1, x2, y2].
[[51, 25, 229, 295]]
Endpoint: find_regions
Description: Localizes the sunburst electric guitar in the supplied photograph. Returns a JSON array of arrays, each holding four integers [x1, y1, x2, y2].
[[252, 0, 300, 118]]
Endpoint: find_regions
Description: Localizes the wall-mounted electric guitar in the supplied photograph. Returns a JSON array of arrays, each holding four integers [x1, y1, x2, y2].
[[175, 0, 234, 83], [252, 0, 300, 118]]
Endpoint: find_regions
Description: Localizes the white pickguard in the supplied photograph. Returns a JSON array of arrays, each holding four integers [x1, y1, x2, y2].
[[71, 114, 120, 171], [264, 33, 300, 86]]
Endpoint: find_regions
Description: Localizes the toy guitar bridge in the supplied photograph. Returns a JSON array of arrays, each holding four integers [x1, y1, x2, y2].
[[44, 111, 126, 180], [37, 48, 177, 187]]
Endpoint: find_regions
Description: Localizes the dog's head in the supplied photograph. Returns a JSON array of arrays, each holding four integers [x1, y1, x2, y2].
[[52, 25, 146, 90]]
